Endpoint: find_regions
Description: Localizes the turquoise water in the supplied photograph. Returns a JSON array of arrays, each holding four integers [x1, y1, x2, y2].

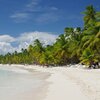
[[0, 66, 44, 100]]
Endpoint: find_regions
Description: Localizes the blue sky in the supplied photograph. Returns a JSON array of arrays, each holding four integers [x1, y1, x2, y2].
[[0, 0, 100, 36], [0, 0, 100, 54]]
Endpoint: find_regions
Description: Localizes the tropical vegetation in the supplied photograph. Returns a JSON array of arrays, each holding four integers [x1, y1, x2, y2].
[[0, 5, 100, 68]]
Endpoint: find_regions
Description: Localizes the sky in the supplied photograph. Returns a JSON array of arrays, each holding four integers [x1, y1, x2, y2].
[[0, 0, 100, 54]]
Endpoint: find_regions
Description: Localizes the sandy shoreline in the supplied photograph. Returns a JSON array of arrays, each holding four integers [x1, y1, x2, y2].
[[0, 64, 50, 100], [0, 64, 100, 100]]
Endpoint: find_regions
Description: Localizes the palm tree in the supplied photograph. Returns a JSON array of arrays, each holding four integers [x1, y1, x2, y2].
[[64, 27, 75, 38], [32, 39, 44, 64], [83, 5, 96, 28], [39, 45, 53, 65], [34, 39, 44, 52], [80, 48, 99, 68], [53, 34, 69, 65], [67, 27, 82, 62]]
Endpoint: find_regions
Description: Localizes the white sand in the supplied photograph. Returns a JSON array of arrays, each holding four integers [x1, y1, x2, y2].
[[0, 64, 100, 100], [25, 65, 100, 100]]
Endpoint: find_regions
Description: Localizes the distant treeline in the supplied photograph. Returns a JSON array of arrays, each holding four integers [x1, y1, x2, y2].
[[0, 5, 100, 68]]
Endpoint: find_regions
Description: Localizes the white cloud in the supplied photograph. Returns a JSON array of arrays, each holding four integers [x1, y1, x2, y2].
[[26, 0, 39, 8], [0, 35, 15, 42], [10, 13, 28, 19], [0, 42, 15, 54], [35, 12, 60, 23], [50, 7, 58, 11], [18, 31, 57, 43], [10, 0, 59, 23], [10, 13, 29, 22], [0, 31, 58, 54]]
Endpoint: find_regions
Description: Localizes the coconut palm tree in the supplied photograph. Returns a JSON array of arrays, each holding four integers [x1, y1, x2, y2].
[[80, 48, 99, 68], [53, 34, 69, 65], [83, 5, 96, 28]]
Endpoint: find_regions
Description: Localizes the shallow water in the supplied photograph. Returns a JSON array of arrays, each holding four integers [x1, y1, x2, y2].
[[0, 66, 47, 100]]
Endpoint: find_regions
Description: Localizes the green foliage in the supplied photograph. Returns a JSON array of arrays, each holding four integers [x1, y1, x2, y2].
[[0, 5, 100, 68], [83, 5, 96, 28], [80, 48, 98, 66]]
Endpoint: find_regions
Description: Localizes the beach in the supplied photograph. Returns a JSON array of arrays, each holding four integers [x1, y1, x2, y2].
[[0, 64, 100, 100], [0, 65, 50, 100]]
